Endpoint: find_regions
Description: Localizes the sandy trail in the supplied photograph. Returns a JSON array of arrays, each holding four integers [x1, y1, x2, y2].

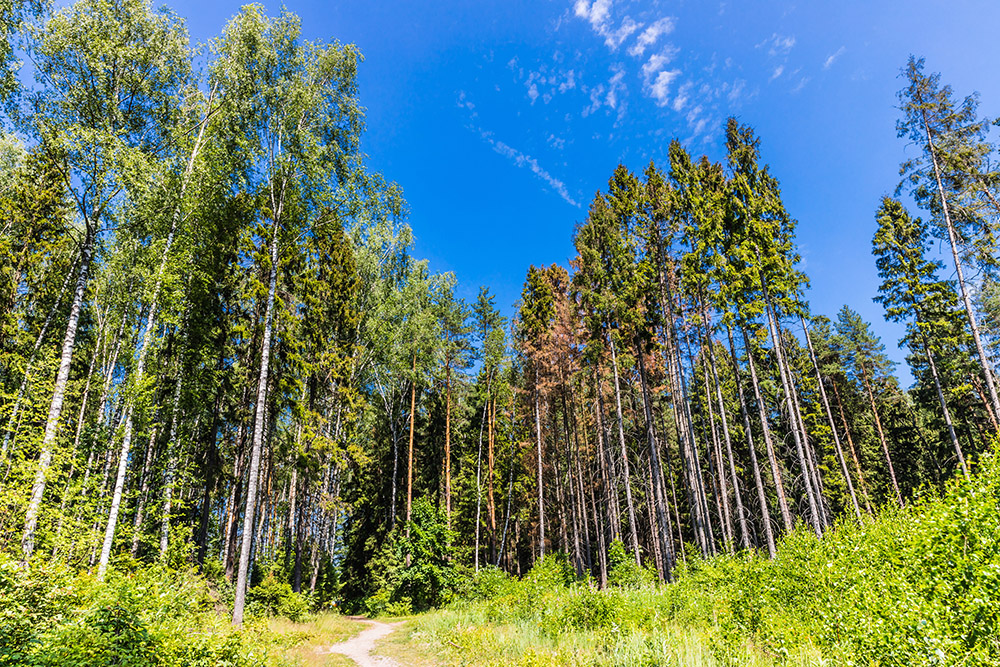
[[327, 617, 404, 667]]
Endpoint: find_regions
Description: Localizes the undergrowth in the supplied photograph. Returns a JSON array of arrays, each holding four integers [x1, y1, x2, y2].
[[412, 451, 1000, 666]]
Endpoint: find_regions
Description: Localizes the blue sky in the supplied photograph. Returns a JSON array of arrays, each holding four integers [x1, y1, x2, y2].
[[164, 0, 1000, 382]]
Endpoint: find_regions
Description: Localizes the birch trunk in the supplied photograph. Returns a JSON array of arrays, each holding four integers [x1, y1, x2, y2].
[[21, 227, 93, 564], [232, 220, 279, 627]]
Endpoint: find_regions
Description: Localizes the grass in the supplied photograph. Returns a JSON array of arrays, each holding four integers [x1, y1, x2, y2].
[[406, 604, 826, 667], [265, 613, 364, 667], [372, 620, 441, 666]]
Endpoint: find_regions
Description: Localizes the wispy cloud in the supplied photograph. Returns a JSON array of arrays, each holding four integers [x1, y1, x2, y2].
[[757, 33, 796, 57], [824, 46, 846, 69], [649, 69, 681, 106], [573, 0, 641, 51], [456, 91, 580, 207], [627, 17, 674, 57], [489, 138, 580, 207]]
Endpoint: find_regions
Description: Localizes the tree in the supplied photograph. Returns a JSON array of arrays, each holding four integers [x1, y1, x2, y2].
[[20, 0, 190, 564], [898, 56, 1000, 421], [873, 197, 971, 476]]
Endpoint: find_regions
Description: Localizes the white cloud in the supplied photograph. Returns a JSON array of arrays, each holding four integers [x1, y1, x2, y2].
[[572, 0, 643, 51], [527, 83, 540, 104], [490, 139, 580, 207], [649, 69, 681, 106], [727, 78, 748, 104], [574, 0, 611, 27], [559, 69, 577, 93], [770, 65, 784, 80], [606, 65, 626, 109], [628, 17, 675, 57], [641, 50, 674, 79], [791, 76, 810, 93], [672, 81, 692, 112], [824, 46, 846, 69], [757, 33, 796, 57]]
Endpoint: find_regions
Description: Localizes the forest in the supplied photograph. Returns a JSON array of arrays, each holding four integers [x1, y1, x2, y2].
[[1, 1, 999, 666]]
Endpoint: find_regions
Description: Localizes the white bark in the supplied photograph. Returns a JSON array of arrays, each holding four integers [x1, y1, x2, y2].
[[21, 229, 93, 564]]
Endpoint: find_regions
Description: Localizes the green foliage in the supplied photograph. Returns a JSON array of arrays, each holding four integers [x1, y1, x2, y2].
[[605, 538, 653, 588], [365, 498, 458, 615], [0, 555, 267, 666], [246, 574, 309, 622], [426, 454, 1000, 666]]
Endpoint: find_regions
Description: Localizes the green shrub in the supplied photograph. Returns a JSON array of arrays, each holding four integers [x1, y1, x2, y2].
[[246, 574, 309, 621], [606, 539, 655, 588]]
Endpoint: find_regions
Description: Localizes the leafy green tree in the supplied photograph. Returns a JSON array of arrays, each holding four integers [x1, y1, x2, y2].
[[20, 0, 191, 564]]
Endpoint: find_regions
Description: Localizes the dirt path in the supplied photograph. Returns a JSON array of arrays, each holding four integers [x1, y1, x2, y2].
[[327, 617, 405, 667]]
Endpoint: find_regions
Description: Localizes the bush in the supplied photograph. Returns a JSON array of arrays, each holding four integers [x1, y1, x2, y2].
[[606, 539, 655, 588], [246, 574, 309, 621], [0, 557, 266, 667], [365, 498, 458, 614]]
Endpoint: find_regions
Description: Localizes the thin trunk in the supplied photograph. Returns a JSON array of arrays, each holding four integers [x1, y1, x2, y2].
[[920, 330, 968, 477], [21, 228, 93, 564], [861, 367, 904, 507], [760, 288, 821, 537], [609, 334, 641, 564], [474, 385, 488, 572], [741, 325, 794, 532], [98, 91, 214, 580], [831, 380, 874, 515], [129, 427, 159, 555], [801, 316, 863, 522], [594, 375, 620, 541], [233, 217, 279, 628], [702, 315, 750, 549], [726, 325, 776, 557], [163, 371, 185, 559], [406, 354, 416, 528], [533, 369, 545, 559], [635, 342, 674, 577], [445, 361, 452, 523], [3, 252, 78, 457]]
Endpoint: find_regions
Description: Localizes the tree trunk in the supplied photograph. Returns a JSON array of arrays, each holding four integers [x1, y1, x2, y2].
[[860, 366, 904, 507], [831, 380, 874, 515], [533, 369, 546, 559], [129, 427, 159, 555], [233, 220, 279, 628], [726, 324, 776, 556], [741, 325, 794, 532], [635, 342, 675, 578], [445, 361, 452, 523], [800, 316, 863, 522], [919, 329, 968, 477], [759, 287, 822, 537], [608, 334, 641, 564], [22, 227, 93, 564], [2, 252, 78, 458], [406, 354, 416, 529]]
